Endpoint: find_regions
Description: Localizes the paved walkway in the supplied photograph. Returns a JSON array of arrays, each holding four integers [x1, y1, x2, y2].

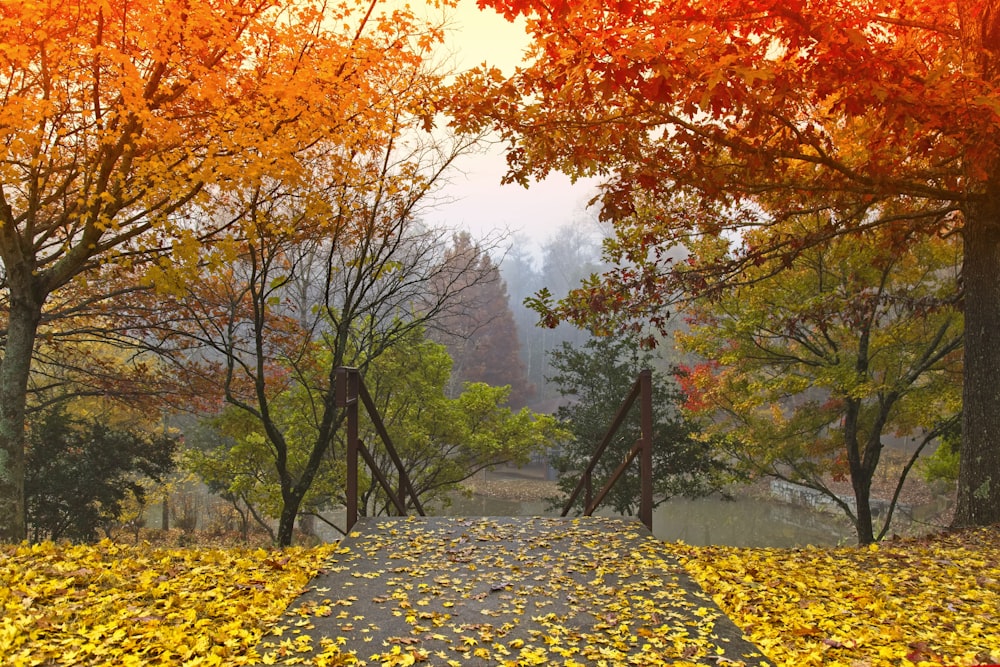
[[256, 516, 768, 666]]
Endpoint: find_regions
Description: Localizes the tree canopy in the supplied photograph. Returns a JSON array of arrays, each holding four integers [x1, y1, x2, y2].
[[0, 0, 458, 541], [137, 98, 491, 544], [677, 219, 963, 544], [353, 326, 560, 517], [459, 0, 1000, 526], [187, 325, 558, 537]]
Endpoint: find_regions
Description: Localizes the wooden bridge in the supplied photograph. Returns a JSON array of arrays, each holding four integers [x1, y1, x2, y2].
[[255, 515, 767, 666], [252, 368, 768, 665]]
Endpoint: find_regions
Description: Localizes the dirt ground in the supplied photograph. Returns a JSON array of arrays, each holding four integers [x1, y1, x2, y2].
[[461, 475, 559, 502]]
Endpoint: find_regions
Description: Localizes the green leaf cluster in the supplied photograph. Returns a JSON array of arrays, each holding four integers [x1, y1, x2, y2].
[[26, 408, 178, 543], [353, 326, 563, 514], [186, 324, 560, 527], [547, 332, 729, 516], [677, 218, 963, 542]]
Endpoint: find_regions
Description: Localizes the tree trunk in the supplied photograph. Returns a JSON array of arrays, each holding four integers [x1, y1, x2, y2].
[[238, 506, 249, 543], [846, 431, 877, 545], [0, 293, 43, 543], [851, 471, 876, 545], [954, 201, 1000, 527], [843, 396, 878, 544], [276, 492, 301, 547]]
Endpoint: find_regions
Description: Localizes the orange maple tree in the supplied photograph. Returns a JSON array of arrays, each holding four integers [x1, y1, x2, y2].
[[127, 78, 486, 545], [0, 0, 451, 542], [457, 0, 1000, 528]]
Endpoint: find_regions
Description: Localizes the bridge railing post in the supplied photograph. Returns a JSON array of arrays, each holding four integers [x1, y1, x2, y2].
[[561, 369, 656, 532], [336, 366, 426, 532], [639, 369, 653, 531], [337, 367, 361, 532]]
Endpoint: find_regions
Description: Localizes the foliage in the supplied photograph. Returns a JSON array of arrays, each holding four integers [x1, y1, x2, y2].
[[3, 525, 999, 666], [186, 402, 349, 539], [547, 333, 728, 516], [357, 327, 561, 515], [197, 387, 348, 511], [921, 418, 963, 485], [23, 311, 189, 416], [0, 539, 335, 666], [432, 232, 534, 407], [182, 414, 314, 544], [0, 0, 459, 541], [455, 0, 1000, 527], [675, 222, 963, 544], [125, 12, 488, 545], [185, 326, 559, 534], [25, 408, 177, 543]]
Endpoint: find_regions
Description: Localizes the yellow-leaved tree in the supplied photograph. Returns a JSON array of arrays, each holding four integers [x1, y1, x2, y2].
[[0, 0, 452, 542]]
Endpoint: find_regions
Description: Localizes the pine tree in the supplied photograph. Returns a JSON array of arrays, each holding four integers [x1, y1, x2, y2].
[[434, 233, 534, 407]]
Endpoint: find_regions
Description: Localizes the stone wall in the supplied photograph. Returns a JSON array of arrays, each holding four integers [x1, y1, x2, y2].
[[769, 480, 910, 517]]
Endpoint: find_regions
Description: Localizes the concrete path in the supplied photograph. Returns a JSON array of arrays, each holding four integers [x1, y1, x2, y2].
[[256, 516, 769, 666]]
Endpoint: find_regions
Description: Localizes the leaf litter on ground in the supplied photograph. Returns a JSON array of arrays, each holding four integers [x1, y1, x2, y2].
[[257, 516, 760, 666], [0, 538, 336, 666], [1, 523, 998, 666], [666, 527, 1000, 667]]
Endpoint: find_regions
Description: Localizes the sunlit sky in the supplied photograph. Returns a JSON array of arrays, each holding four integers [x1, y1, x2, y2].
[[403, 0, 603, 260]]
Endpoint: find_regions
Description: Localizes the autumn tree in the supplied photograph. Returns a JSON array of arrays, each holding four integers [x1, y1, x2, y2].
[[677, 221, 963, 544], [136, 56, 493, 544], [8, 270, 196, 540], [547, 332, 727, 517], [0, 0, 436, 542], [185, 322, 556, 536], [18, 269, 194, 416], [149, 216, 493, 545], [460, 0, 1000, 526], [432, 232, 533, 406]]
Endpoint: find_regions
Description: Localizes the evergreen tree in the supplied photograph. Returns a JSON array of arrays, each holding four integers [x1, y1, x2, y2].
[[435, 233, 534, 407], [548, 334, 727, 516], [25, 408, 177, 542]]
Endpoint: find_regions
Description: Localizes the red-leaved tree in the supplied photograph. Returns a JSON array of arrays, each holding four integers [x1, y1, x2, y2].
[[453, 0, 1000, 527]]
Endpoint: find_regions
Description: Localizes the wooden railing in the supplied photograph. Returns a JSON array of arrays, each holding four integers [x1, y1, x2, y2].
[[560, 369, 654, 530], [335, 366, 425, 532]]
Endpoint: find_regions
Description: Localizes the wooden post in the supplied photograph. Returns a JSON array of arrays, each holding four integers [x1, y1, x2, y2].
[[337, 367, 360, 532], [638, 369, 654, 532]]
